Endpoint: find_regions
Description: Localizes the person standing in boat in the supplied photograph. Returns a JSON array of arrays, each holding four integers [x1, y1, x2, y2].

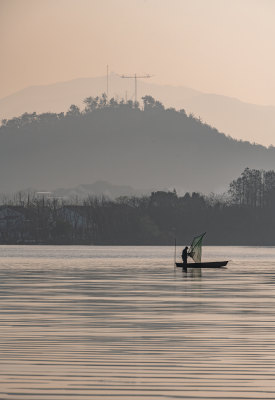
[[182, 246, 189, 265]]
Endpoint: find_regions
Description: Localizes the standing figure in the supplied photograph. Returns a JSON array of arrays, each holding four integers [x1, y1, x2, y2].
[[181, 246, 189, 265]]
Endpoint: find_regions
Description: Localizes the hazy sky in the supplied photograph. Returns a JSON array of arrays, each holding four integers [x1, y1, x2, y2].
[[1, 0, 275, 105]]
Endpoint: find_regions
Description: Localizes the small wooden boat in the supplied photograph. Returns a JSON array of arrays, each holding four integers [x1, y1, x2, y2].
[[176, 261, 228, 270], [175, 233, 229, 272]]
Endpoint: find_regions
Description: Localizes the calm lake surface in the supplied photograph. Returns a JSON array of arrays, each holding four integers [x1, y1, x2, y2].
[[1, 245, 275, 399]]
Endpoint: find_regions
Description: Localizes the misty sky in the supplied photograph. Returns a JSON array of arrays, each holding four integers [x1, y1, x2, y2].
[[1, 0, 275, 106]]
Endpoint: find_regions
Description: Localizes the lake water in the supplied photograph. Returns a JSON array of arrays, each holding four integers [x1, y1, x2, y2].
[[1, 245, 275, 399]]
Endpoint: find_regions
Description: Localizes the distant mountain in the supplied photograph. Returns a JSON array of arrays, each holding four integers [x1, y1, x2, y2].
[[1, 181, 146, 201], [52, 181, 149, 200], [1, 74, 275, 146], [1, 99, 275, 195]]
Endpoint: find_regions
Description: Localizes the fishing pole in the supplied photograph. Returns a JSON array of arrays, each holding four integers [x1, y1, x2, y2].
[[174, 237, 177, 268]]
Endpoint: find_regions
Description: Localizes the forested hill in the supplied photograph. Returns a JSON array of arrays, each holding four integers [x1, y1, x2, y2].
[[1, 95, 275, 194], [2, 74, 275, 146]]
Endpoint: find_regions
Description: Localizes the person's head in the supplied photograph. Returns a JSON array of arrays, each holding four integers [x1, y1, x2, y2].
[[185, 246, 188, 250]]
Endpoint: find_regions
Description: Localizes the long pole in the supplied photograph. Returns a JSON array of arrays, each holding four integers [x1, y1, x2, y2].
[[174, 238, 177, 266], [135, 73, 137, 104]]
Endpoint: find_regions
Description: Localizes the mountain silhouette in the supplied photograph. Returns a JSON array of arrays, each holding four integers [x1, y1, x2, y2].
[[1, 97, 275, 195], [1, 74, 275, 146]]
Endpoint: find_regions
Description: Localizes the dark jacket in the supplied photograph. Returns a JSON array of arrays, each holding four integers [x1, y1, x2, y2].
[[182, 247, 188, 264]]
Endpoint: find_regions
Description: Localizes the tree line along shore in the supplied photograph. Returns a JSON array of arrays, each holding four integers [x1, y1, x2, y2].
[[1, 167, 275, 245]]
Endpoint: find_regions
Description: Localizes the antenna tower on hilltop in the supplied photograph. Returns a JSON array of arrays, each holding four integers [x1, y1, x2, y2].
[[106, 64, 109, 99], [119, 73, 152, 104]]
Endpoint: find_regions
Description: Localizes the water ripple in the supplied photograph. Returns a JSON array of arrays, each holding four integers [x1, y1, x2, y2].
[[1, 245, 275, 399]]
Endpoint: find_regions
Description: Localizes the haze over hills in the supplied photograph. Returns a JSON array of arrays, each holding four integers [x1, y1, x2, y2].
[[1, 74, 275, 146], [1, 97, 275, 196], [5, 181, 148, 201], [52, 181, 148, 200]]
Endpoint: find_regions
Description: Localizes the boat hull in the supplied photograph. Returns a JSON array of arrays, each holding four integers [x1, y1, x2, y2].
[[175, 261, 228, 269]]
